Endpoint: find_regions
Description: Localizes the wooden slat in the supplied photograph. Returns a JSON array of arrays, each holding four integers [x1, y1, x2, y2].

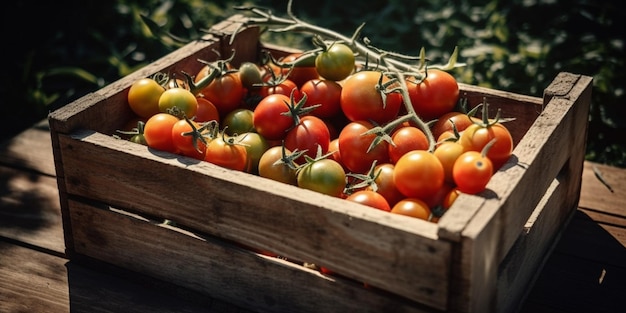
[[0, 119, 56, 177]]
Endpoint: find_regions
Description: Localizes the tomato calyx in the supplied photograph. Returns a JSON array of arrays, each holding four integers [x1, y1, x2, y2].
[[183, 51, 239, 96], [273, 141, 307, 170], [180, 117, 218, 154], [115, 120, 147, 146], [343, 160, 381, 195], [280, 88, 322, 129]]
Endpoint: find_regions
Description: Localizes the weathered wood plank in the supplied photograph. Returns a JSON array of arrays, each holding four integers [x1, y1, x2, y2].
[[0, 119, 56, 177], [579, 161, 626, 217]]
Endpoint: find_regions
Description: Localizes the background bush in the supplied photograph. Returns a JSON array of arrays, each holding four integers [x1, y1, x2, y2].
[[3, 0, 624, 167]]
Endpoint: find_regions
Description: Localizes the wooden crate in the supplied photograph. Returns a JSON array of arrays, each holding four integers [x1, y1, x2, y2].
[[48, 14, 593, 313]]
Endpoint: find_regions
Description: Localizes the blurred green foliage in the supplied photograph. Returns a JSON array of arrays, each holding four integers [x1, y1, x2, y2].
[[3, 0, 624, 167]]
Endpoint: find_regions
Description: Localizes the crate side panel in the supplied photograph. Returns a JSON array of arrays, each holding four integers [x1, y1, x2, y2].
[[58, 131, 452, 309], [67, 199, 440, 313], [451, 73, 592, 312]]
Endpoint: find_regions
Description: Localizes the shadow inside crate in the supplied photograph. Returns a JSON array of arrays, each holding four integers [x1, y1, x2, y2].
[[519, 209, 626, 313]]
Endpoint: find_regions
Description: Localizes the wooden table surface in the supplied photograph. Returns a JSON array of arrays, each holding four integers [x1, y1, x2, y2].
[[1, 119, 625, 313]]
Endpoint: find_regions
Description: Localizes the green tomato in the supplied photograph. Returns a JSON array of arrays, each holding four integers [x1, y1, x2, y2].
[[297, 158, 346, 197], [315, 43, 355, 81]]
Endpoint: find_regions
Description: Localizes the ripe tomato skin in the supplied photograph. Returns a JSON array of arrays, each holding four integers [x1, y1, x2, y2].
[[346, 190, 391, 212], [171, 118, 207, 160], [204, 135, 248, 171], [433, 141, 465, 184], [195, 97, 220, 123], [299, 79, 342, 118], [315, 43, 355, 82], [196, 68, 244, 116], [340, 71, 403, 124], [127, 77, 165, 119], [337, 120, 390, 174], [284, 115, 331, 163], [158, 87, 198, 119], [253, 94, 294, 140], [430, 111, 475, 140], [281, 53, 320, 87], [297, 159, 346, 197], [388, 125, 430, 164], [258, 146, 298, 185], [390, 198, 432, 221], [459, 123, 513, 170], [453, 151, 494, 194], [367, 163, 405, 208], [260, 78, 300, 99], [393, 150, 445, 201], [407, 69, 460, 121], [143, 113, 180, 153]]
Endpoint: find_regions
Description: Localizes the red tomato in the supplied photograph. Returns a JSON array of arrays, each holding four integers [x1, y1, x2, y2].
[[284, 115, 331, 163], [253, 94, 294, 140], [327, 138, 344, 169], [195, 97, 220, 123], [143, 113, 180, 153], [459, 122, 513, 170], [407, 69, 460, 121], [196, 67, 244, 116], [171, 118, 207, 160], [393, 150, 444, 201], [127, 77, 165, 119], [299, 79, 342, 118], [346, 190, 391, 212], [260, 77, 300, 99], [337, 120, 390, 174], [367, 163, 405, 208], [204, 134, 248, 171], [281, 53, 320, 87], [388, 125, 430, 164], [340, 71, 403, 124], [430, 111, 475, 140], [390, 198, 432, 221], [453, 150, 494, 194]]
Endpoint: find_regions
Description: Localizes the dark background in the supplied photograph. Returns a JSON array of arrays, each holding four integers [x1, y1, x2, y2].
[[3, 0, 624, 167]]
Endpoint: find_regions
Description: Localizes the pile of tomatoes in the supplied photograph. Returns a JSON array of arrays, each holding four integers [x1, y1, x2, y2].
[[121, 42, 513, 223]]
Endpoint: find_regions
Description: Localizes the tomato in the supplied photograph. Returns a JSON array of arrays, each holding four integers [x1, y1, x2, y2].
[[453, 150, 494, 194], [158, 87, 198, 119], [430, 111, 475, 140], [388, 125, 429, 164], [258, 145, 299, 185], [260, 77, 300, 99], [393, 150, 444, 201], [459, 122, 513, 170], [195, 97, 220, 123], [433, 141, 465, 184], [390, 198, 432, 221], [284, 115, 331, 163], [253, 94, 295, 140], [337, 120, 390, 174], [340, 71, 403, 124], [171, 118, 207, 160], [406, 69, 459, 121], [238, 61, 264, 90], [223, 108, 255, 136], [143, 113, 180, 153], [204, 134, 248, 171], [327, 138, 344, 168], [236, 132, 269, 174], [196, 67, 244, 116], [281, 53, 320, 87], [367, 163, 405, 208], [297, 158, 346, 197], [346, 190, 391, 212], [127, 77, 165, 119], [299, 79, 342, 118], [315, 42, 355, 81]]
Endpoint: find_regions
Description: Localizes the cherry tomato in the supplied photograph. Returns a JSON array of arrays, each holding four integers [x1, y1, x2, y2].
[[430, 111, 476, 140], [346, 190, 391, 212], [393, 150, 444, 201], [459, 122, 513, 170], [223, 108, 255, 136], [407, 69, 460, 121], [337, 120, 390, 174], [284, 115, 331, 163], [127, 77, 165, 119], [388, 125, 429, 164], [143, 113, 180, 153], [260, 77, 300, 99], [253, 94, 295, 140], [238, 61, 264, 90], [299, 79, 343, 118], [340, 71, 403, 124], [390, 198, 432, 221], [367, 163, 405, 208], [297, 158, 346, 197], [196, 67, 244, 116], [171, 118, 207, 160], [236, 132, 269, 174], [433, 141, 465, 184], [258, 145, 299, 185], [158, 87, 198, 119], [281, 53, 320, 87], [315, 43, 355, 81], [453, 150, 494, 194], [204, 134, 248, 171]]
